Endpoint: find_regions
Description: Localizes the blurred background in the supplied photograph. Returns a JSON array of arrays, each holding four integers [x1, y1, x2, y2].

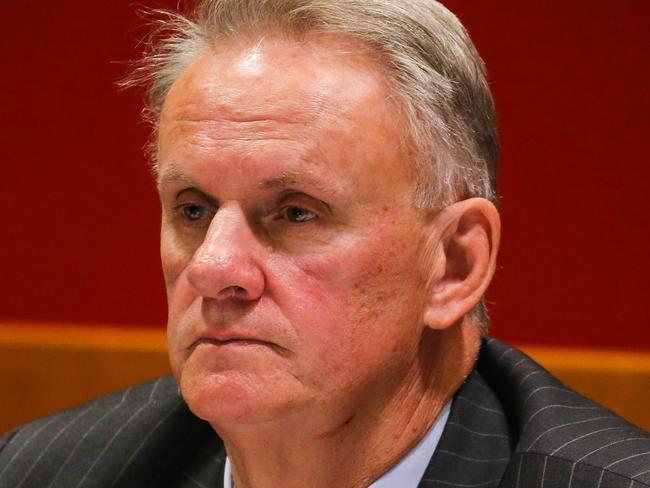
[[1, 0, 648, 433]]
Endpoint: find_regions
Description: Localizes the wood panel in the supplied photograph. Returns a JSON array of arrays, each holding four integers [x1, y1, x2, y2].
[[0, 322, 647, 435], [521, 345, 650, 432], [0, 323, 170, 435]]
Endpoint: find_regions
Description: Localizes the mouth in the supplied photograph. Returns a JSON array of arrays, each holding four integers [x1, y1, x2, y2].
[[186, 331, 290, 357], [193, 337, 275, 348]]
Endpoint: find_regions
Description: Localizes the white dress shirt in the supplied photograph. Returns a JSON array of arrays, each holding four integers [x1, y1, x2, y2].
[[224, 401, 451, 488]]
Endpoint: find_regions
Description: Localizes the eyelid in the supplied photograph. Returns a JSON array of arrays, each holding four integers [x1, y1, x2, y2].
[[279, 205, 317, 220], [276, 191, 331, 215], [172, 202, 214, 218], [171, 201, 206, 212], [173, 187, 219, 208]]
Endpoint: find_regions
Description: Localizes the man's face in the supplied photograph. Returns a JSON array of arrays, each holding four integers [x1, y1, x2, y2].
[[159, 34, 435, 427]]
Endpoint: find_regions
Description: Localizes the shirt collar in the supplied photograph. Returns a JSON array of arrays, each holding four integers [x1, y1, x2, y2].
[[224, 401, 451, 488]]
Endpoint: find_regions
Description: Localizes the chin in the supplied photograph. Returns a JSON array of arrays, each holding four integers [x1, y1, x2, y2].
[[178, 363, 301, 426]]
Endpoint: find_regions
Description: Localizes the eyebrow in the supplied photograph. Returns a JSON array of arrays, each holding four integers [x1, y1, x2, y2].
[[259, 171, 341, 198], [156, 164, 197, 190], [157, 165, 341, 199]]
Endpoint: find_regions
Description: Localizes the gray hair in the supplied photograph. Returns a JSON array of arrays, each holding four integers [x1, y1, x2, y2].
[[127, 0, 499, 328]]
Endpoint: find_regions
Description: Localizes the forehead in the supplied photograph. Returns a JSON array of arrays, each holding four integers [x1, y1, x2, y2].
[[157, 33, 414, 195], [172, 33, 389, 99], [159, 32, 401, 136]]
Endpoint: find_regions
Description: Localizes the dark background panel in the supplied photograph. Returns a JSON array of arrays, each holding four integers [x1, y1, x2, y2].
[[446, 1, 650, 348], [1, 1, 648, 349]]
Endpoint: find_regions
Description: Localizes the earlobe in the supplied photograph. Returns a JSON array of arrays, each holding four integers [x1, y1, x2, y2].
[[423, 198, 500, 330]]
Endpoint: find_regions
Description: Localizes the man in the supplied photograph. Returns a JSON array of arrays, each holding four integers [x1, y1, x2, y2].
[[0, 1, 648, 487]]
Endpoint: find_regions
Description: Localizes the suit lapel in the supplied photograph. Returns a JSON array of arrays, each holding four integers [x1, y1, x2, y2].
[[417, 370, 514, 488], [477, 337, 650, 487], [141, 407, 226, 488]]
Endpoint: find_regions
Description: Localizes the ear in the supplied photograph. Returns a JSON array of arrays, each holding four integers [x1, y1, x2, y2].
[[422, 198, 501, 330]]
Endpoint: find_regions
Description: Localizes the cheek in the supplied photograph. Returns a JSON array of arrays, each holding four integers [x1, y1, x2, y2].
[[161, 225, 188, 286], [269, 229, 426, 374], [161, 229, 200, 365], [161, 223, 201, 305], [343, 242, 427, 355], [297, 231, 423, 320]]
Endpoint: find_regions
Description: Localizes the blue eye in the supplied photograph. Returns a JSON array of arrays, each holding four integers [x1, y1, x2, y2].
[[283, 206, 316, 223], [182, 204, 205, 221]]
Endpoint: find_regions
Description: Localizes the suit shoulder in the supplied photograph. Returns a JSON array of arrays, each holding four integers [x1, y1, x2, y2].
[[0, 376, 217, 488], [0, 375, 182, 442], [1, 376, 179, 434], [479, 338, 650, 486]]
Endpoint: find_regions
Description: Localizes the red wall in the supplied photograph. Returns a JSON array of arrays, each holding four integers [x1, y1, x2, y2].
[[2, 1, 648, 350]]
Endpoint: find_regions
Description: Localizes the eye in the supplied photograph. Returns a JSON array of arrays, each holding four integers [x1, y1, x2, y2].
[[181, 204, 207, 221], [281, 206, 316, 223]]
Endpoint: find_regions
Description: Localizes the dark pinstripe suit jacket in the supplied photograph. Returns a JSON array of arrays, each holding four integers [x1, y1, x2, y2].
[[1, 338, 648, 487]]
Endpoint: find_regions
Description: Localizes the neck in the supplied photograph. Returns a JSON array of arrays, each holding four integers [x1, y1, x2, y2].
[[216, 323, 480, 488]]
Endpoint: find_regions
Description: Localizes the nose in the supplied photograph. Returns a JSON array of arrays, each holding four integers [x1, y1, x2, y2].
[[187, 203, 265, 301]]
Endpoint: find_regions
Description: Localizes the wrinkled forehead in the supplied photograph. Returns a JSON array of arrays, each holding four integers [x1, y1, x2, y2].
[[158, 32, 402, 136], [155, 32, 417, 199]]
